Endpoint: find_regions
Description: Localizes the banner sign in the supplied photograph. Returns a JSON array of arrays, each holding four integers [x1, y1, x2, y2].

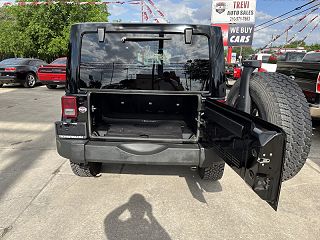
[[227, 23, 254, 46], [211, 0, 256, 24], [211, 0, 256, 47], [0, 1, 146, 7], [212, 24, 229, 46]]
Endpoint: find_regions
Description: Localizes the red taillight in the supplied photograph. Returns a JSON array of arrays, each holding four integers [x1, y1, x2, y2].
[[5, 67, 16, 72], [233, 67, 241, 78], [38, 68, 52, 73], [39, 68, 65, 73], [258, 68, 267, 72], [61, 96, 77, 118], [38, 68, 48, 73], [217, 99, 226, 104], [269, 55, 277, 63], [317, 72, 320, 93]]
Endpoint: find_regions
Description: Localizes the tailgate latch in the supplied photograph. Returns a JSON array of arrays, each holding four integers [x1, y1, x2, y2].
[[257, 158, 271, 165]]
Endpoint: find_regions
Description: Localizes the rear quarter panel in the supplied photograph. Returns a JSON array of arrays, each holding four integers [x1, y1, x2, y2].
[[5, 65, 36, 81], [37, 64, 66, 84]]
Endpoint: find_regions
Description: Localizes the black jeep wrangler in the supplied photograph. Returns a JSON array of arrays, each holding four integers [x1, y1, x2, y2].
[[56, 23, 311, 210]]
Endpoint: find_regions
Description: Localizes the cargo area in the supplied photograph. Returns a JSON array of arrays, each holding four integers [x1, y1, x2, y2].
[[89, 92, 200, 142]]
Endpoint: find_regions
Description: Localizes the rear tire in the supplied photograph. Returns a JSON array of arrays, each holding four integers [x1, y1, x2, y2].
[[227, 72, 312, 181], [70, 161, 102, 177], [23, 73, 37, 88], [0, 83, 3, 88], [46, 85, 57, 89], [198, 162, 225, 181]]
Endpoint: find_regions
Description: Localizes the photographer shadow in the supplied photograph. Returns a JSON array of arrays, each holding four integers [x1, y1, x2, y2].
[[102, 164, 222, 204], [104, 194, 171, 240]]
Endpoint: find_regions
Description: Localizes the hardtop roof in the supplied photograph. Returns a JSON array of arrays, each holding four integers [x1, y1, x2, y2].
[[71, 23, 218, 35]]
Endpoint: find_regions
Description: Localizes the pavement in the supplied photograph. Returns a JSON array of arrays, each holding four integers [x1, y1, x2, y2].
[[0, 85, 320, 240]]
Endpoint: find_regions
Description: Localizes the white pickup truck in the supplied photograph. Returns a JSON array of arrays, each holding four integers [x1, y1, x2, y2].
[[249, 53, 278, 72]]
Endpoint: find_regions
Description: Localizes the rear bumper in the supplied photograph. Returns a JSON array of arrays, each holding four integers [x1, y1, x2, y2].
[[56, 138, 223, 167], [0, 76, 18, 84], [40, 80, 65, 85]]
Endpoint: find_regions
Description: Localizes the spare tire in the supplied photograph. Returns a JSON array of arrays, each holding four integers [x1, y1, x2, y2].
[[70, 161, 102, 177], [227, 72, 312, 181], [198, 162, 225, 181]]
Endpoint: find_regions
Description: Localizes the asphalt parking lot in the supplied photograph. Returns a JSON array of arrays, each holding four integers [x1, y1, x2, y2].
[[0, 86, 320, 240]]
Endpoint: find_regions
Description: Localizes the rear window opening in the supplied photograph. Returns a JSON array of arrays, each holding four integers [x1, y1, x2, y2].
[[0, 58, 28, 65], [51, 58, 67, 65], [79, 32, 210, 92], [303, 52, 320, 63], [89, 92, 201, 143]]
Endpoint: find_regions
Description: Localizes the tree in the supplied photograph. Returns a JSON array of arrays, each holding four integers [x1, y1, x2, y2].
[[0, 1, 109, 62], [268, 41, 319, 53], [283, 40, 306, 49], [306, 44, 320, 51], [223, 46, 255, 62], [0, 8, 17, 59], [232, 46, 255, 58]]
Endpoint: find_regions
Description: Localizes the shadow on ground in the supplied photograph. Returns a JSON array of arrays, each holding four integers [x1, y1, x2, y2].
[[1, 83, 40, 88], [42, 86, 66, 91], [1, 84, 65, 90], [101, 164, 222, 204], [0, 88, 61, 204], [310, 118, 320, 168], [312, 118, 320, 129], [104, 193, 171, 240], [0, 127, 55, 201], [0, 84, 25, 88]]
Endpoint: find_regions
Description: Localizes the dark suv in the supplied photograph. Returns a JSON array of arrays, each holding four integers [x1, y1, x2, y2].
[[56, 23, 312, 210]]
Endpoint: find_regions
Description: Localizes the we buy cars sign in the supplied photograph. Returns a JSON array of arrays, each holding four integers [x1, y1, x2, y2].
[[211, 0, 256, 46], [211, 0, 256, 24], [228, 23, 254, 46]]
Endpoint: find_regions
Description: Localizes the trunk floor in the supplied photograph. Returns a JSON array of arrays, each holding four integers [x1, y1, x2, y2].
[[95, 121, 192, 139]]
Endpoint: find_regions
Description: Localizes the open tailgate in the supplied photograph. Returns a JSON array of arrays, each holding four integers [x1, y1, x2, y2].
[[204, 99, 286, 210]]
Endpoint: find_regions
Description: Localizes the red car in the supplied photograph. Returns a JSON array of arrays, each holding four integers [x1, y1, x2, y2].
[[225, 63, 242, 79], [225, 63, 242, 87], [37, 57, 66, 89]]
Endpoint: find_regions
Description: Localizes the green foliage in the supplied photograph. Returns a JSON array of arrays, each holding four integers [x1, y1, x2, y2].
[[232, 47, 255, 58], [0, 1, 109, 62], [305, 44, 320, 52], [223, 47, 255, 61], [283, 40, 306, 48], [282, 41, 319, 52]]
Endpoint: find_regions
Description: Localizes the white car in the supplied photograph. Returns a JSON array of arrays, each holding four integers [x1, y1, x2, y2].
[[249, 53, 277, 72]]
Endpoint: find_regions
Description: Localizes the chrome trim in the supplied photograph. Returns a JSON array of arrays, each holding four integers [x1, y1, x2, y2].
[[58, 135, 86, 139]]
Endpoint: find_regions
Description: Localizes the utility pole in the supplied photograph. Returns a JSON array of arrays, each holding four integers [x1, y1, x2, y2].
[[141, 0, 144, 23], [227, 46, 233, 63], [285, 30, 289, 53]]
